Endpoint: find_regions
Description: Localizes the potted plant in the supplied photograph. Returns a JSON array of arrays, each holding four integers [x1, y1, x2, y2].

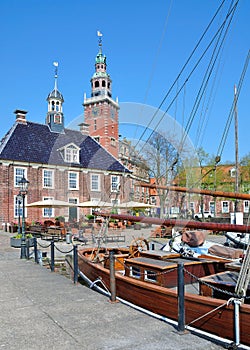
[[10, 233, 34, 248]]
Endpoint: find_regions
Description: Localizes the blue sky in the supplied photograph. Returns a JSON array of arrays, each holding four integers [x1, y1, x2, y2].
[[0, 0, 249, 163]]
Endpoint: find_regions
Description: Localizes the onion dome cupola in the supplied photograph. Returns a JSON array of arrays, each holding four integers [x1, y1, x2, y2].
[[91, 33, 112, 98], [46, 62, 65, 133]]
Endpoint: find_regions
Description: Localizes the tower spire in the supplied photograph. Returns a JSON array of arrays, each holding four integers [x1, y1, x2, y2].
[[53, 61, 59, 92]]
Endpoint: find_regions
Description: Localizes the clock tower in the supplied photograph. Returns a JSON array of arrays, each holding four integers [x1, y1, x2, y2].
[[83, 33, 119, 158], [46, 62, 64, 133]]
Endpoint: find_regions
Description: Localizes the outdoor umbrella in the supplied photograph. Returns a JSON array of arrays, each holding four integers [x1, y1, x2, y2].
[[117, 201, 156, 210], [26, 199, 77, 208], [77, 200, 113, 208]]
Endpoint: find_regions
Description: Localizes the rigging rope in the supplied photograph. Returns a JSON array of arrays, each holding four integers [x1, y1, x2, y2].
[[132, 0, 173, 140], [138, 1, 239, 159], [183, 1, 236, 144], [216, 49, 250, 158], [138, 1, 241, 193], [133, 0, 228, 151], [235, 241, 250, 297]]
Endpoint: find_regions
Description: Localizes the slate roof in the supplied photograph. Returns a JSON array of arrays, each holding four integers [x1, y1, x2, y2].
[[0, 121, 130, 173]]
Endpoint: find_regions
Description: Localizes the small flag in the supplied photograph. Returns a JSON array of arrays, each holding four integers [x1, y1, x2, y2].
[[97, 31, 103, 37], [53, 61, 59, 67]]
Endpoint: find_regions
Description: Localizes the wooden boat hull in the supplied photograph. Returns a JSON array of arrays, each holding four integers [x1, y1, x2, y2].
[[78, 248, 250, 346]]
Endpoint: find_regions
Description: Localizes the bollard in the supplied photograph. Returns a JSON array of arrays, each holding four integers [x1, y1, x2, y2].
[[34, 238, 38, 264], [26, 240, 30, 260], [177, 262, 185, 332], [66, 232, 72, 244], [109, 250, 116, 302], [51, 239, 55, 272], [73, 245, 78, 284]]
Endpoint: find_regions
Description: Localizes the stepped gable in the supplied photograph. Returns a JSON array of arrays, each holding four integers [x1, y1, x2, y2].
[[0, 121, 129, 172]]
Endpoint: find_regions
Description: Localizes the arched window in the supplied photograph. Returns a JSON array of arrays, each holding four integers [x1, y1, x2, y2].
[[95, 81, 99, 88], [102, 80, 106, 87], [51, 101, 55, 111]]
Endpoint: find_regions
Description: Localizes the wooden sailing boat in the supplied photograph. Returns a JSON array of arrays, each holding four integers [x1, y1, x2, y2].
[[78, 43, 250, 350], [77, 228, 250, 347]]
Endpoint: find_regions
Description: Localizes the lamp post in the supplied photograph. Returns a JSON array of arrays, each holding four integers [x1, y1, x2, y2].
[[17, 194, 22, 235], [18, 176, 29, 259]]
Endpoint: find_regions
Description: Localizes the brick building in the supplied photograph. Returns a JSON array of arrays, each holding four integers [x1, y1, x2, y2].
[[167, 164, 250, 219], [0, 44, 132, 225]]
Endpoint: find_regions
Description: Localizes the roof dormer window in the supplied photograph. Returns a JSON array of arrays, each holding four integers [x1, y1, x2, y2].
[[59, 143, 80, 163]]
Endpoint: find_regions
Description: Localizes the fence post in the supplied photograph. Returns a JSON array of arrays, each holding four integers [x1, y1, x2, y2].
[[109, 250, 116, 302], [51, 239, 55, 272], [177, 262, 185, 333], [73, 245, 78, 284]]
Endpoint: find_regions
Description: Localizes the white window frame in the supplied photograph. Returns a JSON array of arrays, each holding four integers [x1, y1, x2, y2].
[[14, 195, 26, 219], [43, 197, 54, 218], [145, 270, 157, 283], [68, 172, 79, 190], [209, 201, 215, 213], [111, 175, 119, 192], [230, 168, 236, 177], [66, 146, 78, 163], [243, 200, 249, 213], [91, 174, 100, 191], [129, 266, 141, 279], [60, 143, 80, 163], [14, 167, 26, 187], [43, 169, 54, 188], [222, 201, 229, 213]]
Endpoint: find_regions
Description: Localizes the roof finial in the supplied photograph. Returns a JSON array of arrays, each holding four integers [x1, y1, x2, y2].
[[97, 31, 103, 52], [53, 61, 59, 91]]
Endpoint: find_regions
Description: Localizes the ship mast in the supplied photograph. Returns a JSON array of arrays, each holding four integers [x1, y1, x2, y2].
[[234, 84, 239, 213]]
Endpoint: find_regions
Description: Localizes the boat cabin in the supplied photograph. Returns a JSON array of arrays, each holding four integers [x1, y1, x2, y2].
[[124, 253, 227, 288]]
